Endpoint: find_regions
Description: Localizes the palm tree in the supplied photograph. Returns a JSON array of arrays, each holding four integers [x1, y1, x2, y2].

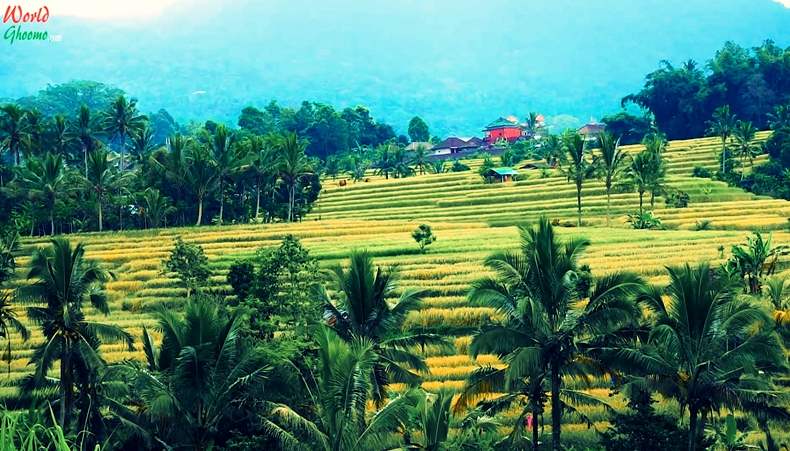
[[406, 391, 453, 450], [461, 218, 645, 451], [0, 291, 29, 375], [128, 124, 156, 168], [561, 133, 598, 226], [0, 104, 28, 166], [642, 134, 667, 207], [247, 134, 276, 220], [139, 188, 174, 229], [119, 297, 269, 449], [102, 95, 146, 171], [392, 146, 414, 178], [208, 124, 243, 224], [75, 105, 99, 177], [708, 105, 737, 174], [268, 326, 421, 451], [429, 159, 445, 174], [411, 143, 430, 175], [21, 109, 43, 158], [732, 120, 760, 179], [374, 143, 396, 180], [277, 133, 312, 222], [84, 147, 125, 232], [51, 114, 72, 157], [184, 143, 219, 226], [541, 134, 562, 168], [615, 263, 785, 451], [18, 238, 134, 429], [597, 132, 628, 226], [525, 112, 540, 136], [320, 250, 447, 405], [15, 152, 66, 235]]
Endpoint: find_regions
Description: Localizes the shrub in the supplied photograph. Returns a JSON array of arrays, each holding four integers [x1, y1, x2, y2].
[[450, 160, 470, 172], [227, 261, 255, 305], [692, 166, 712, 178], [600, 397, 686, 451], [412, 224, 436, 253], [626, 211, 662, 229], [665, 190, 689, 208], [694, 219, 712, 231], [162, 237, 211, 298]]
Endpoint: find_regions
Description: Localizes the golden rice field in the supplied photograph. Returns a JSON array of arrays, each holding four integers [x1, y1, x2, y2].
[[2, 132, 789, 446]]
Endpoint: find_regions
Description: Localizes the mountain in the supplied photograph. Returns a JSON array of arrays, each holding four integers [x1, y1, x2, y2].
[[0, 0, 788, 136]]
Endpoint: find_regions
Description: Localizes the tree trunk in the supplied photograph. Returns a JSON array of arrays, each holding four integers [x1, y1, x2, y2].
[[120, 131, 126, 171], [83, 142, 88, 177], [98, 199, 103, 232], [532, 404, 540, 451], [688, 405, 698, 451], [576, 180, 582, 227], [720, 140, 726, 174], [606, 186, 611, 227], [218, 180, 224, 224], [50, 211, 55, 236], [59, 345, 72, 430], [255, 177, 261, 219], [288, 184, 295, 222], [639, 190, 644, 215], [196, 197, 204, 226], [550, 365, 561, 451]]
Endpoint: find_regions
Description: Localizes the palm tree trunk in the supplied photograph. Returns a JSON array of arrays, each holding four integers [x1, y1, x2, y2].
[[550, 365, 561, 451], [532, 405, 540, 451], [688, 405, 698, 451], [50, 211, 55, 236], [255, 176, 261, 219], [98, 199, 103, 232], [576, 181, 582, 227], [196, 196, 204, 226], [606, 186, 611, 227], [288, 183, 295, 222], [720, 139, 726, 174], [218, 180, 224, 224], [83, 142, 88, 177], [639, 190, 644, 215], [59, 345, 72, 429]]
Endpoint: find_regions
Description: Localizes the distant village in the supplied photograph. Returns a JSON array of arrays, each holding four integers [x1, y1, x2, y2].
[[415, 115, 605, 160]]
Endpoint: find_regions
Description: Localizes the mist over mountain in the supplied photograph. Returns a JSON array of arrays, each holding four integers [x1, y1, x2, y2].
[[1, 0, 788, 136]]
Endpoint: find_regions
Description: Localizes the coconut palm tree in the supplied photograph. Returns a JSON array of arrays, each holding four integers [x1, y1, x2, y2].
[[374, 143, 396, 180], [732, 120, 761, 179], [268, 326, 421, 451], [18, 238, 134, 429], [75, 105, 99, 177], [597, 132, 628, 226], [84, 147, 126, 232], [117, 297, 270, 449], [51, 114, 72, 157], [708, 105, 737, 174], [561, 133, 598, 226], [14, 152, 66, 235], [615, 263, 786, 451], [102, 95, 146, 171], [405, 390, 454, 451], [320, 251, 448, 405], [541, 134, 562, 168], [247, 134, 277, 220], [138, 188, 174, 229], [642, 134, 667, 207], [411, 143, 430, 175], [21, 109, 43, 158], [128, 124, 156, 168], [0, 104, 28, 166], [460, 218, 645, 451], [185, 143, 219, 226], [277, 133, 312, 222], [207, 124, 245, 224]]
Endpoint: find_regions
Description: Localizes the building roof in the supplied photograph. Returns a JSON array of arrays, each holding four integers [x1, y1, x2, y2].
[[432, 136, 481, 150], [577, 122, 606, 135], [484, 117, 522, 131], [484, 167, 519, 176], [520, 161, 550, 170]]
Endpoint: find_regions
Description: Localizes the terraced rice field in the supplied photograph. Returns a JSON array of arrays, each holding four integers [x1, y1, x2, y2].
[[2, 132, 789, 445]]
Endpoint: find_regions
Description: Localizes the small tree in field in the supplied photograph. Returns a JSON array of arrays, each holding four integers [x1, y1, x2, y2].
[[162, 237, 211, 298], [412, 224, 436, 253]]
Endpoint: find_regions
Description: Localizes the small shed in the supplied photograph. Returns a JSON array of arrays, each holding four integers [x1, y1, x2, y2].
[[483, 167, 519, 183]]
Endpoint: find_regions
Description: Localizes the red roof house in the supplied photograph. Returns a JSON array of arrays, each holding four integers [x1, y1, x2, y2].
[[483, 117, 525, 144]]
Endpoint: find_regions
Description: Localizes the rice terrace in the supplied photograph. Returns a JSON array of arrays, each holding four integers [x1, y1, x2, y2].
[[0, 2, 789, 450]]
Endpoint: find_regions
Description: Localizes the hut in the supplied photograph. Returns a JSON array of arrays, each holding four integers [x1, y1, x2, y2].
[[483, 167, 519, 183]]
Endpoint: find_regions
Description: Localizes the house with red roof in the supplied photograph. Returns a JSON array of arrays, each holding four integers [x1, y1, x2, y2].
[[483, 117, 525, 144]]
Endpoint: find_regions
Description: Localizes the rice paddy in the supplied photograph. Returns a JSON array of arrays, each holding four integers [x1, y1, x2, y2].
[[2, 132, 788, 446]]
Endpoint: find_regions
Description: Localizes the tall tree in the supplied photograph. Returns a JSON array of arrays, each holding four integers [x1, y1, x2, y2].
[[50, 114, 72, 157], [597, 132, 628, 226], [0, 104, 28, 166], [642, 134, 667, 207], [732, 120, 760, 179], [102, 95, 146, 171], [14, 152, 66, 235], [561, 133, 598, 226], [320, 251, 447, 405], [277, 133, 312, 222], [19, 238, 134, 429], [246, 134, 276, 220], [615, 263, 785, 451], [129, 124, 156, 167], [708, 105, 737, 174], [184, 143, 218, 226], [407, 116, 430, 143], [374, 143, 396, 180], [461, 218, 644, 451], [139, 187, 174, 229], [410, 143, 430, 175], [75, 105, 99, 177], [207, 124, 243, 224], [84, 147, 125, 232]]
